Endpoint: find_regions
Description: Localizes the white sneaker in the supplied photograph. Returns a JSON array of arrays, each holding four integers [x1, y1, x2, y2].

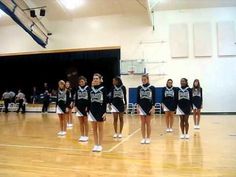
[[62, 131, 67, 136], [145, 138, 151, 144], [140, 139, 146, 144], [79, 136, 84, 142], [113, 134, 118, 138], [92, 145, 98, 152], [194, 125, 197, 129], [118, 134, 122, 138], [67, 123, 73, 128], [57, 131, 63, 136], [166, 128, 170, 132], [169, 128, 173, 132], [197, 125, 200, 129], [180, 134, 185, 139], [83, 136, 89, 142], [185, 134, 190, 139], [96, 145, 103, 152]]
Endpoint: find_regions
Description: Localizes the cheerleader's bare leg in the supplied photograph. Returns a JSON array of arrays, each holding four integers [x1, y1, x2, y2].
[[118, 112, 124, 134]]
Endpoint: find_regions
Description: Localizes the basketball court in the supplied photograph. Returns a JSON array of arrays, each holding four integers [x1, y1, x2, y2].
[[0, 0, 236, 176], [0, 113, 236, 176]]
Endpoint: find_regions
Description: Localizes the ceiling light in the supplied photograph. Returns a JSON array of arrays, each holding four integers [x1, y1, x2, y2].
[[58, 0, 85, 10]]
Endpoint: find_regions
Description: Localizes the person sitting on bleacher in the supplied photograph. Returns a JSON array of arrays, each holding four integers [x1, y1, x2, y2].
[[2, 90, 11, 113]]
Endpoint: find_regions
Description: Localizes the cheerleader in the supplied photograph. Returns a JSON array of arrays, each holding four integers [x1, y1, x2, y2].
[[88, 73, 107, 152], [74, 76, 90, 142], [176, 78, 192, 139], [110, 76, 127, 138], [56, 80, 70, 136], [192, 79, 203, 129], [65, 81, 74, 128], [161, 79, 177, 132], [137, 74, 155, 144]]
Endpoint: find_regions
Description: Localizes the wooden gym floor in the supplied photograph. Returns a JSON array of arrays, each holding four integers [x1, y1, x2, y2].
[[0, 113, 235, 177]]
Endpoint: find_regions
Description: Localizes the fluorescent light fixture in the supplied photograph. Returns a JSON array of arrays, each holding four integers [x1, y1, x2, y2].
[[58, 0, 85, 10]]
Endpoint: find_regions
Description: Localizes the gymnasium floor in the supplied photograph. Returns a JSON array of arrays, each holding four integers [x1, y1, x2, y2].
[[0, 113, 235, 177]]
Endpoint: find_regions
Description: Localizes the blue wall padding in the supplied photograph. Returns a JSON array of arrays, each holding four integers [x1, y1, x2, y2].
[[129, 87, 163, 104]]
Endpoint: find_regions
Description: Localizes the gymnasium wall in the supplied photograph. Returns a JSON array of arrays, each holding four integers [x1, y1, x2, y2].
[[0, 13, 151, 58], [124, 7, 236, 113], [0, 7, 236, 112], [123, 7, 236, 113]]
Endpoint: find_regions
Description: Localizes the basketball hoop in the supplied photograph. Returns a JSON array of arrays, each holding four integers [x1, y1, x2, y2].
[[127, 66, 135, 75], [128, 70, 135, 75]]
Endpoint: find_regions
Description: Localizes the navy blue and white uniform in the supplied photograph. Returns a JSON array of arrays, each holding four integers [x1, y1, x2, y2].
[[176, 87, 192, 115], [110, 85, 127, 113], [192, 88, 203, 110], [161, 86, 177, 112], [74, 85, 90, 117], [56, 89, 70, 114], [137, 84, 155, 116], [88, 85, 107, 122]]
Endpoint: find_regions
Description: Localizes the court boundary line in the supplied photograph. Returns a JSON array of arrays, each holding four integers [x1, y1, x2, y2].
[[0, 128, 141, 153], [0, 143, 89, 152], [105, 128, 141, 153]]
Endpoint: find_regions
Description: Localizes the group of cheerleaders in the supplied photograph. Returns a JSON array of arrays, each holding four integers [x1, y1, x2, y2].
[[56, 73, 203, 152]]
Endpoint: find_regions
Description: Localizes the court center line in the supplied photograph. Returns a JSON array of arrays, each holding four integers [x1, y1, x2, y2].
[[105, 128, 141, 153]]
